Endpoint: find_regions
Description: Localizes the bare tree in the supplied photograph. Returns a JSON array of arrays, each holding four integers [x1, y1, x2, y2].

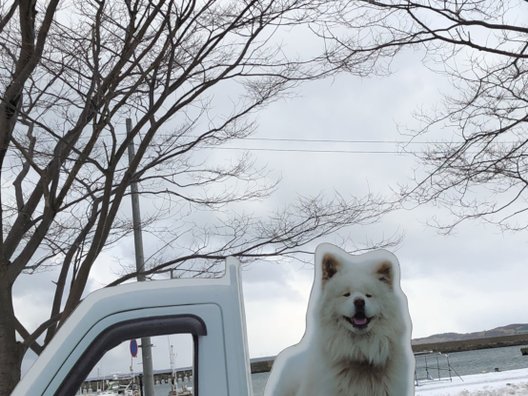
[[0, 1, 396, 393], [317, 0, 528, 231]]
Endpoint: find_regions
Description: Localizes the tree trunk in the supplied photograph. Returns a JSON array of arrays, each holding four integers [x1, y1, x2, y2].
[[0, 266, 21, 396]]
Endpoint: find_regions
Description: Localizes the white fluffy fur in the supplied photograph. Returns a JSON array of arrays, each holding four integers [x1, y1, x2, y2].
[[264, 243, 414, 396]]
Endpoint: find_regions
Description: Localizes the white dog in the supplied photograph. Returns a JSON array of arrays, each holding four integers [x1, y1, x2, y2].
[[264, 243, 414, 396]]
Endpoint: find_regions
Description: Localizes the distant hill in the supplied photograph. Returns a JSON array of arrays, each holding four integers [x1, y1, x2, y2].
[[413, 323, 528, 345]]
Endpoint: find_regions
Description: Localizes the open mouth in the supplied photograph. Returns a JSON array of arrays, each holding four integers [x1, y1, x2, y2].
[[344, 313, 371, 329]]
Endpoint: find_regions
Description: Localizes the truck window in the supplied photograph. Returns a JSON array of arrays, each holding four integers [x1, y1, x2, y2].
[[77, 333, 194, 396], [56, 314, 206, 396]]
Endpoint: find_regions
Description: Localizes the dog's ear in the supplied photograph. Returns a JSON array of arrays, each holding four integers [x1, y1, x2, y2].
[[376, 260, 393, 287], [322, 254, 340, 282]]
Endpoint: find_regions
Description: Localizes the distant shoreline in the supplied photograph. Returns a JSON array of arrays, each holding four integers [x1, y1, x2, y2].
[[252, 335, 528, 373], [412, 333, 528, 354]]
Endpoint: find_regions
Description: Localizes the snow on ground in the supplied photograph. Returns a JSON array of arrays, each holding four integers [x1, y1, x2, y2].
[[415, 368, 528, 395]]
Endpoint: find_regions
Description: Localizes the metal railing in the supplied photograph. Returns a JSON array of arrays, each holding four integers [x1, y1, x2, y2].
[[414, 351, 463, 386]]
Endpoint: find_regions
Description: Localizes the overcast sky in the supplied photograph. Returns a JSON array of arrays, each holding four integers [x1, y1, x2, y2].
[[239, 58, 528, 358], [14, 42, 528, 378]]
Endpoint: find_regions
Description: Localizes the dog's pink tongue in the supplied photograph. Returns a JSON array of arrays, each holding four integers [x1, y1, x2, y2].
[[353, 317, 368, 326]]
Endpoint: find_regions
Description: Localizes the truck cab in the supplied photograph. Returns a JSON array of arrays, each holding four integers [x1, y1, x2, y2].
[[12, 257, 253, 396]]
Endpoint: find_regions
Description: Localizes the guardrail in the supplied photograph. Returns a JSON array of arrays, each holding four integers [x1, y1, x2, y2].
[[414, 351, 463, 386]]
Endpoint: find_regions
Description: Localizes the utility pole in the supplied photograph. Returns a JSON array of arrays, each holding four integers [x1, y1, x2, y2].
[[126, 118, 156, 396]]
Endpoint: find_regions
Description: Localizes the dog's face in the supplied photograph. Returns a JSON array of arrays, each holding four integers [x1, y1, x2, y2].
[[320, 253, 394, 335]]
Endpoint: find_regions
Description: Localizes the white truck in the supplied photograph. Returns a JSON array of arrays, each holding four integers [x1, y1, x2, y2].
[[12, 257, 254, 396]]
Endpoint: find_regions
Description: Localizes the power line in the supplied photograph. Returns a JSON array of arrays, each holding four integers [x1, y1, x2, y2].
[[204, 146, 418, 155], [202, 136, 516, 154], [200, 136, 470, 154], [238, 137, 449, 145]]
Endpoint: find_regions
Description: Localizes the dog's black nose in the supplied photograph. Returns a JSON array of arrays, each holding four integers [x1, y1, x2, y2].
[[354, 298, 365, 308]]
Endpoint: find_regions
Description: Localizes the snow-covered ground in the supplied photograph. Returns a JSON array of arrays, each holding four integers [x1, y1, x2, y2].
[[415, 367, 528, 395]]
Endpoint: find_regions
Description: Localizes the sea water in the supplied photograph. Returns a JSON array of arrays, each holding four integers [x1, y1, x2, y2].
[[416, 345, 528, 377], [152, 345, 528, 396]]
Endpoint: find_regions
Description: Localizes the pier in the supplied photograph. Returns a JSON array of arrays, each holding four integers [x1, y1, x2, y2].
[[81, 356, 275, 392]]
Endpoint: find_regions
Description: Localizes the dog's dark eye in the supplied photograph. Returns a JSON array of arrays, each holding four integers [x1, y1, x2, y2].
[[366, 294, 372, 298], [343, 292, 350, 297]]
